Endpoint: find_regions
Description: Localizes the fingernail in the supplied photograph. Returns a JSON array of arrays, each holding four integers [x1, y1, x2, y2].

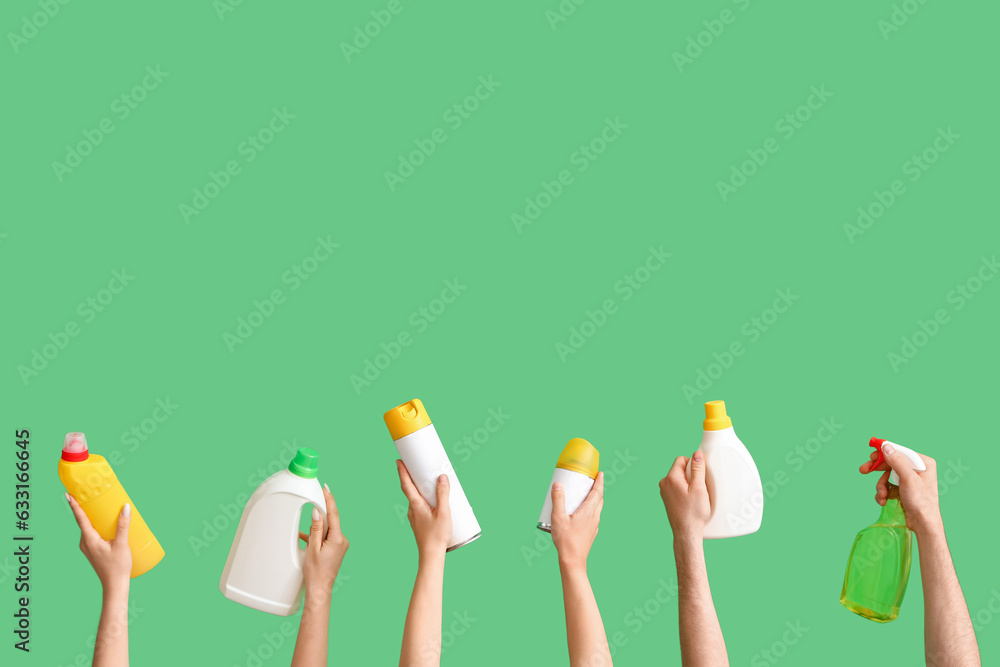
[[553, 483, 563, 491], [438, 474, 447, 484], [324, 483, 330, 493], [312, 507, 320, 521], [123, 503, 131, 517], [883, 443, 895, 455], [693, 451, 704, 462], [64, 492, 71, 503]]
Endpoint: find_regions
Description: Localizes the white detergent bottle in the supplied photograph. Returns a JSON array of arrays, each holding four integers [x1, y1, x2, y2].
[[686, 400, 763, 538], [219, 448, 327, 616]]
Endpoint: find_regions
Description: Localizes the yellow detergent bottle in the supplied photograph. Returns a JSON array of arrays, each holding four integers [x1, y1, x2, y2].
[[58, 432, 164, 578]]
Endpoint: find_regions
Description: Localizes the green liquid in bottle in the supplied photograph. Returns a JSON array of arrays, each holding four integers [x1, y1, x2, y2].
[[840, 486, 913, 623]]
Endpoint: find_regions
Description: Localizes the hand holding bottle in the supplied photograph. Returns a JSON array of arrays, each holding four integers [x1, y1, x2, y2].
[[397, 460, 452, 555], [67, 493, 132, 590], [298, 484, 349, 604], [659, 452, 712, 542], [860, 444, 941, 536], [550, 471, 605, 570]]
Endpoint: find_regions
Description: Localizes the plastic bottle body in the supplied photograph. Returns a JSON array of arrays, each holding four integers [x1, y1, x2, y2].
[[393, 424, 481, 550], [219, 469, 327, 616], [688, 426, 763, 538], [537, 467, 595, 532], [840, 498, 912, 622], [58, 455, 164, 578]]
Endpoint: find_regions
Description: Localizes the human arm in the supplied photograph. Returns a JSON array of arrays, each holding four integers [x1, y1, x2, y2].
[[291, 484, 350, 667], [658, 452, 729, 667]]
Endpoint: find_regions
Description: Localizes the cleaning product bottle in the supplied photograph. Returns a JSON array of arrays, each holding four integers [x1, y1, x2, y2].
[[219, 448, 327, 616], [537, 438, 599, 532], [384, 399, 481, 551], [840, 437, 926, 623], [686, 400, 763, 538], [58, 432, 164, 578]]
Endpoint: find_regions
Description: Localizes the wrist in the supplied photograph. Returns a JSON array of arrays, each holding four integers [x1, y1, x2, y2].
[[417, 547, 447, 568], [672, 528, 704, 550], [912, 515, 945, 540], [557, 555, 587, 575], [102, 577, 130, 600], [304, 588, 332, 611]]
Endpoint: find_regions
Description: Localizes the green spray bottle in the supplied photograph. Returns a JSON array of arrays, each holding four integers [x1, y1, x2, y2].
[[840, 437, 926, 622]]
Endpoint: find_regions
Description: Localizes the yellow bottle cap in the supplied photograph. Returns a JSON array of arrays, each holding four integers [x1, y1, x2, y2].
[[556, 437, 600, 478], [703, 400, 732, 430], [384, 399, 432, 440]]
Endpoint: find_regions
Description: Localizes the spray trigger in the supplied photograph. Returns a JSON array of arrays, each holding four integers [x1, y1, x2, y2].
[[867, 437, 926, 485]]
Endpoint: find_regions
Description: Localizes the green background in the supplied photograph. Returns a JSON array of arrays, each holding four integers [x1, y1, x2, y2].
[[4, 0, 998, 665]]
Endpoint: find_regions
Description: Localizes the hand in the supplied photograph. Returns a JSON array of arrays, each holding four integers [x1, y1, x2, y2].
[[299, 484, 349, 604], [860, 445, 942, 536], [396, 460, 452, 556], [67, 493, 132, 590], [659, 451, 711, 542], [550, 472, 604, 571]]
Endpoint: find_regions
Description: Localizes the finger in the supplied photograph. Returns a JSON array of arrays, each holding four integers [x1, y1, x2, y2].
[[860, 450, 888, 474], [66, 493, 101, 543], [434, 474, 451, 518], [114, 503, 132, 544], [308, 506, 324, 553], [667, 456, 690, 484], [299, 531, 309, 543], [689, 451, 706, 490], [579, 472, 605, 512], [551, 482, 567, 521], [875, 471, 890, 506], [396, 460, 427, 509], [322, 483, 340, 539], [883, 446, 919, 483]]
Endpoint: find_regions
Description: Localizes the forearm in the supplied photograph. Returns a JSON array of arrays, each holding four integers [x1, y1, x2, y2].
[[400, 551, 445, 667], [559, 560, 613, 667], [674, 536, 728, 667], [291, 592, 332, 667], [93, 582, 130, 667], [918, 525, 980, 667]]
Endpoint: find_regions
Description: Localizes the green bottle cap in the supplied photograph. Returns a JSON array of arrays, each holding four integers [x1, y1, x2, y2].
[[288, 448, 319, 479]]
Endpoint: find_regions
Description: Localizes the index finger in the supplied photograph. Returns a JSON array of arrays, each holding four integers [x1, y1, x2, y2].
[[322, 483, 340, 539], [66, 493, 101, 542], [578, 471, 605, 512], [668, 455, 690, 481], [396, 460, 428, 509]]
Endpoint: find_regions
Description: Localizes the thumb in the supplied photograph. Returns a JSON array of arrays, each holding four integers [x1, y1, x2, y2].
[[115, 503, 132, 544], [435, 474, 451, 518], [689, 451, 707, 490], [308, 506, 324, 552], [882, 444, 920, 483], [551, 482, 567, 520]]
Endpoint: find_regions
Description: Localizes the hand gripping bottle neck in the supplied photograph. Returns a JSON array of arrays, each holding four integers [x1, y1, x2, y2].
[[867, 438, 926, 484]]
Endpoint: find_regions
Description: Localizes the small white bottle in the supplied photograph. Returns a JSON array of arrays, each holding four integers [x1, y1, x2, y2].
[[687, 400, 763, 538], [537, 438, 599, 532], [384, 399, 481, 551], [219, 448, 327, 616]]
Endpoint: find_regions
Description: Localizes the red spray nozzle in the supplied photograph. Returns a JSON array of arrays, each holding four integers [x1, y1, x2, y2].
[[867, 437, 887, 472]]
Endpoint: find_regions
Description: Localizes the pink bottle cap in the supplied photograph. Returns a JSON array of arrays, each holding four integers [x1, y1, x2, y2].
[[62, 432, 89, 462]]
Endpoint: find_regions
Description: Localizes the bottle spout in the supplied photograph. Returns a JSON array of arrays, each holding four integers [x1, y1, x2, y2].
[[62, 432, 89, 462], [703, 400, 733, 431], [868, 438, 927, 485]]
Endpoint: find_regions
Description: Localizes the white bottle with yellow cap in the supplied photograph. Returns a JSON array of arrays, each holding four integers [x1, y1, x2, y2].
[[384, 399, 482, 551], [537, 438, 599, 532], [687, 400, 763, 538]]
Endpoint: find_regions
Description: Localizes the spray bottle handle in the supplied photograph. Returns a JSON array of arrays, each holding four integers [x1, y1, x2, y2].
[[868, 437, 927, 485]]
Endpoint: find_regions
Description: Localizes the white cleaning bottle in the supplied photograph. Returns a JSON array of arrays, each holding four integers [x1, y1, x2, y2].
[[537, 438, 599, 532], [219, 448, 327, 616], [687, 400, 763, 538], [384, 399, 482, 551]]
